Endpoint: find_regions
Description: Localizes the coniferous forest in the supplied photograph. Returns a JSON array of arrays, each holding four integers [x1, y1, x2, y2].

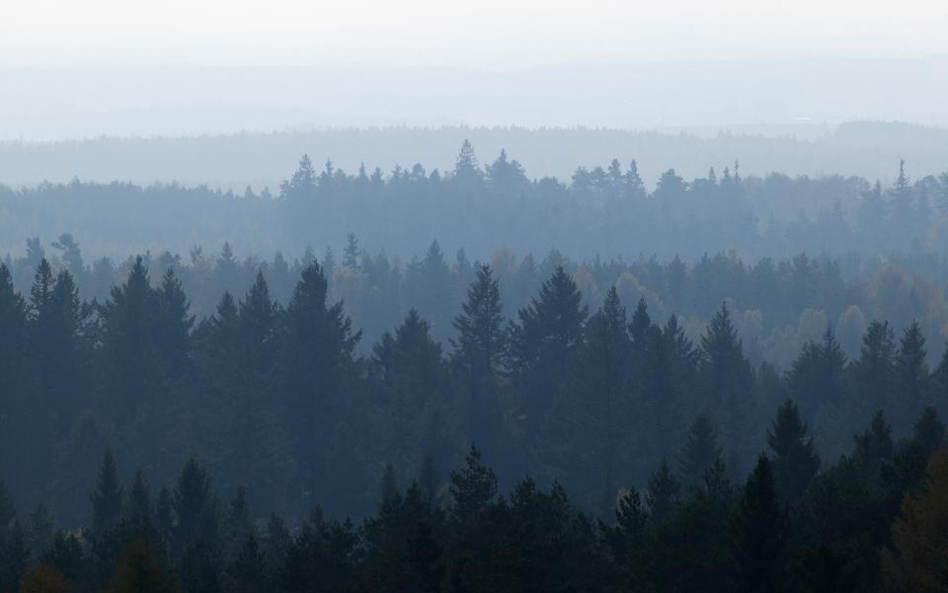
[[4, 146, 948, 592]]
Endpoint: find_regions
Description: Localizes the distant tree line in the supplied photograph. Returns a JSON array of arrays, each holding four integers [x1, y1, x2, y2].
[[3, 143, 948, 261], [7, 233, 948, 368]]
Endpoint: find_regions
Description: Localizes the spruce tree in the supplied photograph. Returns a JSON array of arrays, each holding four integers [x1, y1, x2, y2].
[[172, 458, 219, 555], [451, 265, 505, 450], [851, 320, 896, 419], [279, 154, 317, 200], [154, 267, 194, 368], [788, 325, 846, 419], [283, 263, 360, 504], [678, 414, 723, 484], [767, 399, 820, 501], [646, 460, 680, 525], [453, 139, 484, 192], [628, 296, 651, 353], [854, 410, 895, 469], [98, 256, 155, 425], [894, 320, 928, 431], [509, 266, 587, 441], [126, 469, 153, 539], [379, 463, 399, 505], [0, 265, 27, 491], [342, 233, 361, 270], [449, 445, 497, 525], [91, 451, 123, 533], [543, 286, 631, 518], [700, 302, 757, 471], [912, 407, 945, 457], [728, 455, 788, 592]]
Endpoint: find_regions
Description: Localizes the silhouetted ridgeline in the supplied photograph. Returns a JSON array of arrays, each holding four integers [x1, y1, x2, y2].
[[2, 140, 948, 260], [6, 235, 948, 366]]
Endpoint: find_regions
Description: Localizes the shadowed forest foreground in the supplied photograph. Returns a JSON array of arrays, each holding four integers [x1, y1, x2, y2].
[[2, 252, 948, 590], [1, 432, 947, 592]]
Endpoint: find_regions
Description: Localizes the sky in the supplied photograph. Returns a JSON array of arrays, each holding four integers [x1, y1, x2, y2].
[[3, 0, 948, 66]]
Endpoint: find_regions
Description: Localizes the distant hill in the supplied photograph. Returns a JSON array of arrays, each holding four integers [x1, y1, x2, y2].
[[1, 121, 946, 190]]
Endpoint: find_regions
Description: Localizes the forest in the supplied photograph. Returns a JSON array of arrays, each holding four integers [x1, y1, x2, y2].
[[1, 250, 948, 591], [3, 139, 948, 261], [3, 145, 948, 591]]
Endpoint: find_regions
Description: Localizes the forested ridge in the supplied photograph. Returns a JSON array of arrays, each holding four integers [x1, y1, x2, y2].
[[2, 249, 948, 591], [4, 146, 948, 591], [3, 141, 948, 260]]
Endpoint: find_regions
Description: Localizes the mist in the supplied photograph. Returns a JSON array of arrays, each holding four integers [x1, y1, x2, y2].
[[2, 1, 948, 591]]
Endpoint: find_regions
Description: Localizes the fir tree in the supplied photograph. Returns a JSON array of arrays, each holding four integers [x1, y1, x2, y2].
[[452, 265, 505, 450], [509, 266, 588, 440], [894, 320, 928, 431], [700, 302, 757, 471], [646, 460, 680, 525], [678, 414, 723, 484], [728, 455, 788, 592], [912, 407, 945, 457], [449, 445, 497, 525], [767, 399, 820, 501], [342, 233, 361, 270], [854, 410, 895, 469], [91, 451, 123, 533], [851, 320, 896, 418]]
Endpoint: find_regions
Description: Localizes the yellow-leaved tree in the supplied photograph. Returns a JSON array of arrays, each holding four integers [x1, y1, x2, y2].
[[882, 447, 948, 592]]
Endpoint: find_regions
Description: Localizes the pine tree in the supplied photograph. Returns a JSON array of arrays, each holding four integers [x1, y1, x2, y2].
[[767, 399, 820, 501], [700, 302, 757, 471], [851, 320, 896, 418], [628, 296, 651, 354], [854, 410, 894, 469], [342, 233, 361, 270], [0, 521, 30, 593], [624, 160, 646, 200], [172, 458, 219, 554], [449, 445, 497, 525], [788, 324, 846, 420], [912, 407, 945, 457], [91, 451, 123, 533], [225, 532, 265, 593], [370, 310, 449, 493], [0, 264, 27, 490], [543, 286, 631, 518], [451, 265, 505, 449], [379, 463, 399, 505], [282, 263, 360, 503], [486, 149, 529, 199], [192, 287, 294, 517], [453, 140, 484, 192], [509, 266, 588, 441], [98, 256, 156, 425], [894, 320, 928, 431], [418, 456, 439, 501], [279, 154, 317, 200], [678, 414, 723, 484], [126, 469, 153, 539], [154, 267, 194, 368], [646, 460, 680, 525], [728, 455, 789, 592]]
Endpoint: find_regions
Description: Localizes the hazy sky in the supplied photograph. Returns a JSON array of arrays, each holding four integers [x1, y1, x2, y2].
[[3, 0, 948, 66]]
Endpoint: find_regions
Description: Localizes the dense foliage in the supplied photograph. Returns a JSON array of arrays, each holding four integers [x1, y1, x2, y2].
[[2, 255, 947, 518], [3, 141, 948, 261], [4, 147, 948, 590]]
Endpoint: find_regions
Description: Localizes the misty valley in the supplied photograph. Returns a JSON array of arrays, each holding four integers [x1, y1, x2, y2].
[[2, 143, 948, 592]]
